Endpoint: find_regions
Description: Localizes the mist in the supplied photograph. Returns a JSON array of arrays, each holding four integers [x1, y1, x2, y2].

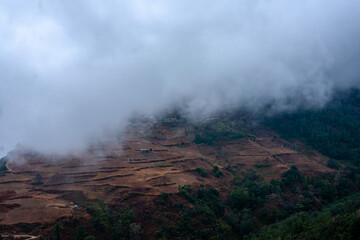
[[1, 0, 360, 155]]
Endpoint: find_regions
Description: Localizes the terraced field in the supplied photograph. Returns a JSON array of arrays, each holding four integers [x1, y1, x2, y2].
[[0, 123, 333, 236]]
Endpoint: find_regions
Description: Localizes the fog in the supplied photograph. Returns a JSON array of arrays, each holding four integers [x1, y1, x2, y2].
[[1, 0, 360, 155]]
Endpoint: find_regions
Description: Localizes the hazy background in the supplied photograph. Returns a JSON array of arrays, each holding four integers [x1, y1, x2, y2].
[[1, 0, 360, 155]]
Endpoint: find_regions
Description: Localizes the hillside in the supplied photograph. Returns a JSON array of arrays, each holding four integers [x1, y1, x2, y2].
[[0, 89, 359, 239], [0, 121, 334, 238]]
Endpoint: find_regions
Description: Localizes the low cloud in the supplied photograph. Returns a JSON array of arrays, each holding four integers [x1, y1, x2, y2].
[[1, 0, 360, 155]]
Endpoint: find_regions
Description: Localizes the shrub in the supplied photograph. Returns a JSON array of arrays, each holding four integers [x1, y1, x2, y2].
[[0, 157, 7, 176], [33, 173, 43, 185], [213, 166, 223, 178], [178, 185, 192, 195], [161, 192, 169, 201], [328, 159, 341, 170], [195, 167, 208, 177], [53, 223, 63, 240], [193, 121, 244, 145]]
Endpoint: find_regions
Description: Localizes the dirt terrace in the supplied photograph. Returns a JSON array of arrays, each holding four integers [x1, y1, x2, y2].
[[0, 124, 332, 228]]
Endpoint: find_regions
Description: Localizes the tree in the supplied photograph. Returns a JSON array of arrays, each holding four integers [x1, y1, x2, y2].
[[195, 167, 208, 177], [33, 173, 43, 185], [213, 166, 223, 178], [230, 187, 249, 210], [53, 222, 63, 240], [76, 225, 85, 240], [130, 223, 142, 240]]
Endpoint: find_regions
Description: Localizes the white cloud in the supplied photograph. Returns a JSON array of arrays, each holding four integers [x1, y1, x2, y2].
[[0, 0, 360, 155]]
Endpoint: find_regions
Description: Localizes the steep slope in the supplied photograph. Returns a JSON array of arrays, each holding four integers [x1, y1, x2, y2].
[[0, 120, 334, 238]]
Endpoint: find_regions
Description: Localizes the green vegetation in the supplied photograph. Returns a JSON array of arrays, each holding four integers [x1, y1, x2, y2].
[[178, 184, 192, 196], [56, 89, 360, 239], [193, 121, 244, 145], [76, 225, 85, 240], [267, 88, 360, 167], [161, 192, 169, 201], [160, 186, 227, 239], [61, 191, 141, 239], [327, 158, 341, 170], [32, 173, 43, 185], [0, 157, 8, 176], [26, 89, 360, 239], [89, 203, 139, 240], [254, 164, 270, 169], [195, 167, 208, 177], [156, 162, 360, 239], [154, 162, 173, 167], [213, 166, 223, 178], [85, 236, 96, 240], [255, 193, 360, 240], [53, 222, 63, 240]]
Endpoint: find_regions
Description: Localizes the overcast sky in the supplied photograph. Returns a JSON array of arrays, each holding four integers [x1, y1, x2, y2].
[[1, 0, 360, 155]]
